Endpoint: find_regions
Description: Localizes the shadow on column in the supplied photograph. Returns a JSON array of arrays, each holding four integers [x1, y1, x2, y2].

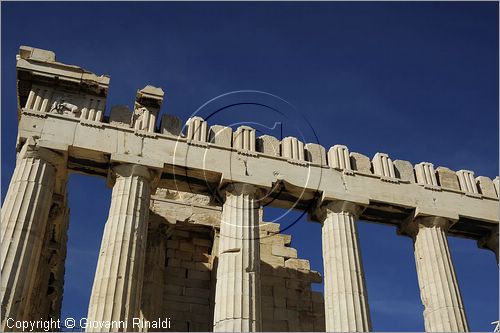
[[141, 215, 325, 332]]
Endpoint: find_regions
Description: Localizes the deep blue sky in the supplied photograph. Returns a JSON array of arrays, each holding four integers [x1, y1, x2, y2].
[[2, 2, 499, 332]]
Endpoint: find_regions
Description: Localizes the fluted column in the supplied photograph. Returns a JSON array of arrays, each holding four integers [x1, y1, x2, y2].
[[213, 183, 261, 332], [86, 164, 154, 332], [478, 226, 498, 265], [320, 201, 371, 332], [404, 216, 469, 332], [1, 142, 63, 330], [140, 215, 168, 332]]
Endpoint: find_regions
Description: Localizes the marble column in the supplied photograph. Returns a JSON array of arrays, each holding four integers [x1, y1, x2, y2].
[[86, 164, 154, 332], [478, 226, 499, 265], [1, 143, 62, 330], [213, 183, 261, 332], [405, 216, 469, 332], [320, 201, 371, 332]]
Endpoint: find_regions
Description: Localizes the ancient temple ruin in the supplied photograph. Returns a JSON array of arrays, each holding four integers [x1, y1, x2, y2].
[[1, 46, 498, 332]]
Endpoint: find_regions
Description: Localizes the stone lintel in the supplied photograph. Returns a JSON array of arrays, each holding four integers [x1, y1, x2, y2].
[[110, 152, 164, 170], [320, 191, 370, 208], [219, 174, 272, 195], [37, 140, 70, 155], [18, 45, 56, 62], [414, 205, 459, 222]]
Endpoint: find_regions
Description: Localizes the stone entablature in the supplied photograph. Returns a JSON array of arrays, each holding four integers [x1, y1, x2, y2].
[[17, 90, 498, 239]]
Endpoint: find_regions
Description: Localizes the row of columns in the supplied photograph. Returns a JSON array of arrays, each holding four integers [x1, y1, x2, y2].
[[1, 142, 498, 332], [318, 202, 488, 332]]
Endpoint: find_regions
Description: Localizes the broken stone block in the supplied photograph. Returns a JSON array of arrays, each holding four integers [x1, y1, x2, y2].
[[208, 125, 232, 147], [436, 167, 460, 190], [305, 143, 327, 165], [160, 114, 182, 137], [477, 176, 497, 197], [393, 160, 415, 183], [350, 152, 371, 173], [256, 135, 280, 156], [109, 105, 132, 127]]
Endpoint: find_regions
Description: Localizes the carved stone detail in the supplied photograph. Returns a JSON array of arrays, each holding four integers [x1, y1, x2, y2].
[[456, 170, 479, 195], [281, 137, 305, 161], [305, 143, 327, 165], [233, 126, 256, 151], [256, 135, 280, 157], [327, 145, 352, 172], [186, 116, 208, 142], [372, 152, 397, 181], [415, 162, 439, 189]]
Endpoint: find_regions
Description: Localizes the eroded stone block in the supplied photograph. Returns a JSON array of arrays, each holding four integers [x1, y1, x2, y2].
[[436, 167, 460, 190], [477, 176, 497, 198], [262, 254, 285, 268], [256, 135, 280, 156], [372, 152, 396, 178], [160, 114, 182, 137], [284, 258, 310, 270], [349, 152, 371, 173], [109, 105, 132, 127], [208, 125, 232, 147], [271, 245, 298, 259], [457, 170, 479, 194], [19, 45, 56, 62], [394, 160, 415, 183], [260, 222, 280, 233], [282, 137, 305, 161], [328, 145, 352, 171], [415, 162, 438, 186], [305, 143, 327, 165], [132, 85, 164, 133]]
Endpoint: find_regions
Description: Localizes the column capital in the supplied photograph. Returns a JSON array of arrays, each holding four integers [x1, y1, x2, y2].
[[19, 137, 66, 169], [399, 216, 452, 238], [220, 182, 263, 199], [107, 163, 160, 188], [313, 200, 364, 223]]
